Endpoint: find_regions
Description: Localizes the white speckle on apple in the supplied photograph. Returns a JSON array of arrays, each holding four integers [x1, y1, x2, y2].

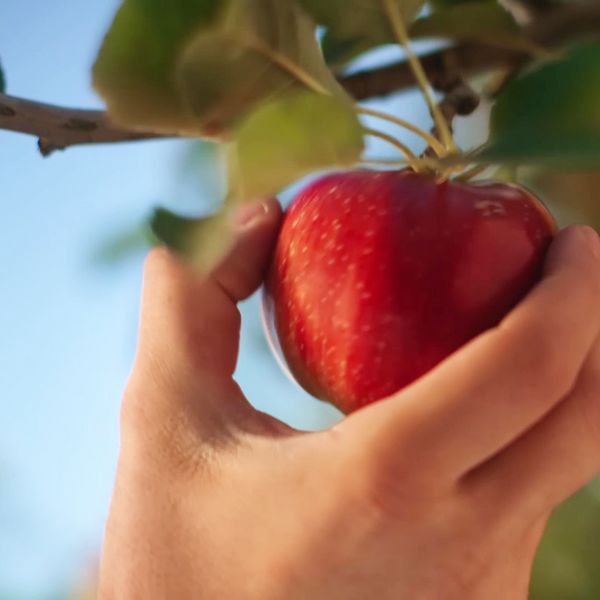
[[475, 200, 507, 217]]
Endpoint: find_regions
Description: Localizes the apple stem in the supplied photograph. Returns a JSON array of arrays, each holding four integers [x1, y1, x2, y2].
[[454, 163, 492, 182], [364, 158, 410, 167], [381, 0, 457, 156], [356, 106, 446, 158], [362, 127, 422, 170]]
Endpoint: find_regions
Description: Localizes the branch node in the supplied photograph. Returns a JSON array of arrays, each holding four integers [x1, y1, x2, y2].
[[64, 118, 98, 132], [0, 103, 16, 117], [38, 138, 63, 157]]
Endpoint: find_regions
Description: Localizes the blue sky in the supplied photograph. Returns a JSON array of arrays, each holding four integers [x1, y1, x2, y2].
[[0, 2, 435, 596]]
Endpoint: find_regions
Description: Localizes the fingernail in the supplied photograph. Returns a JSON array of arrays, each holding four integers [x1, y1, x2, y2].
[[231, 202, 269, 229]]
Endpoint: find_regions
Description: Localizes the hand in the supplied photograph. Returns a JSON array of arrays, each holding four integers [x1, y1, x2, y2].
[[99, 200, 600, 600]]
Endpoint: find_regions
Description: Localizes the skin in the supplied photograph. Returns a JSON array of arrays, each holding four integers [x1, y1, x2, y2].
[[99, 198, 600, 599]]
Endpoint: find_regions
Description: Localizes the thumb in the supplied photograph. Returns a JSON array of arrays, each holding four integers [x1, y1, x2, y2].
[[138, 198, 282, 379], [124, 199, 282, 436]]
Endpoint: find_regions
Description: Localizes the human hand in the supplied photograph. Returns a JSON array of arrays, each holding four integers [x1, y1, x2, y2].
[[99, 200, 600, 599]]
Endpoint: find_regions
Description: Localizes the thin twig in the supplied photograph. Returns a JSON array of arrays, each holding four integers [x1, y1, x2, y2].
[[526, 3, 600, 47], [420, 49, 481, 159], [382, 0, 455, 153], [363, 127, 420, 166], [342, 43, 525, 100], [356, 105, 446, 157], [243, 35, 330, 95]]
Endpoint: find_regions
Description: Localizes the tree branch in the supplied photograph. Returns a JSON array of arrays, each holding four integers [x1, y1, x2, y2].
[[343, 43, 525, 100], [2, 0, 598, 157], [1, 43, 527, 156], [0, 94, 164, 156]]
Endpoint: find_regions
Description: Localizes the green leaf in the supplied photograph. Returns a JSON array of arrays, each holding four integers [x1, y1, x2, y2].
[[176, 0, 347, 135], [411, 1, 541, 53], [228, 90, 364, 201], [93, 0, 221, 134], [0, 60, 6, 93], [302, 0, 426, 66], [94, 0, 353, 138], [481, 42, 600, 169], [153, 85, 365, 268], [176, 68, 364, 258], [94, 0, 352, 137], [151, 85, 363, 272], [302, 0, 424, 43], [151, 207, 232, 270], [92, 222, 154, 266]]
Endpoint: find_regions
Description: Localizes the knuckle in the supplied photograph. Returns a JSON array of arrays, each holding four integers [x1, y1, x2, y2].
[[501, 325, 578, 399], [531, 341, 574, 394], [330, 419, 460, 524], [339, 446, 451, 523]]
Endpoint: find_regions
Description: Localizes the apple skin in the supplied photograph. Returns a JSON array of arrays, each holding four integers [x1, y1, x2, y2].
[[264, 169, 557, 414]]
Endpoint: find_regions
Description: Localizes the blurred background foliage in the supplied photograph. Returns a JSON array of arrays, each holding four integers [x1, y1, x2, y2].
[[1, 0, 599, 598]]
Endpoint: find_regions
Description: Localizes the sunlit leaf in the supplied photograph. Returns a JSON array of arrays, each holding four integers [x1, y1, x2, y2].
[[151, 207, 233, 271], [228, 90, 364, 201], [93, 0, 221, 134], [303, 0, 426, 66], [481, 42, 600, 168], [301, 0, 424, 44], [411, 1, 541, 53], [176, 0, 347, 135], [92, 222, 155, 266], [152, 91, 365, 271], [94, 0, 354, 139], [175, 89, 365, 268]]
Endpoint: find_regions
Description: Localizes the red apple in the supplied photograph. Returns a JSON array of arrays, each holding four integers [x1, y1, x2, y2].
[[263, 169, 557, 414]]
